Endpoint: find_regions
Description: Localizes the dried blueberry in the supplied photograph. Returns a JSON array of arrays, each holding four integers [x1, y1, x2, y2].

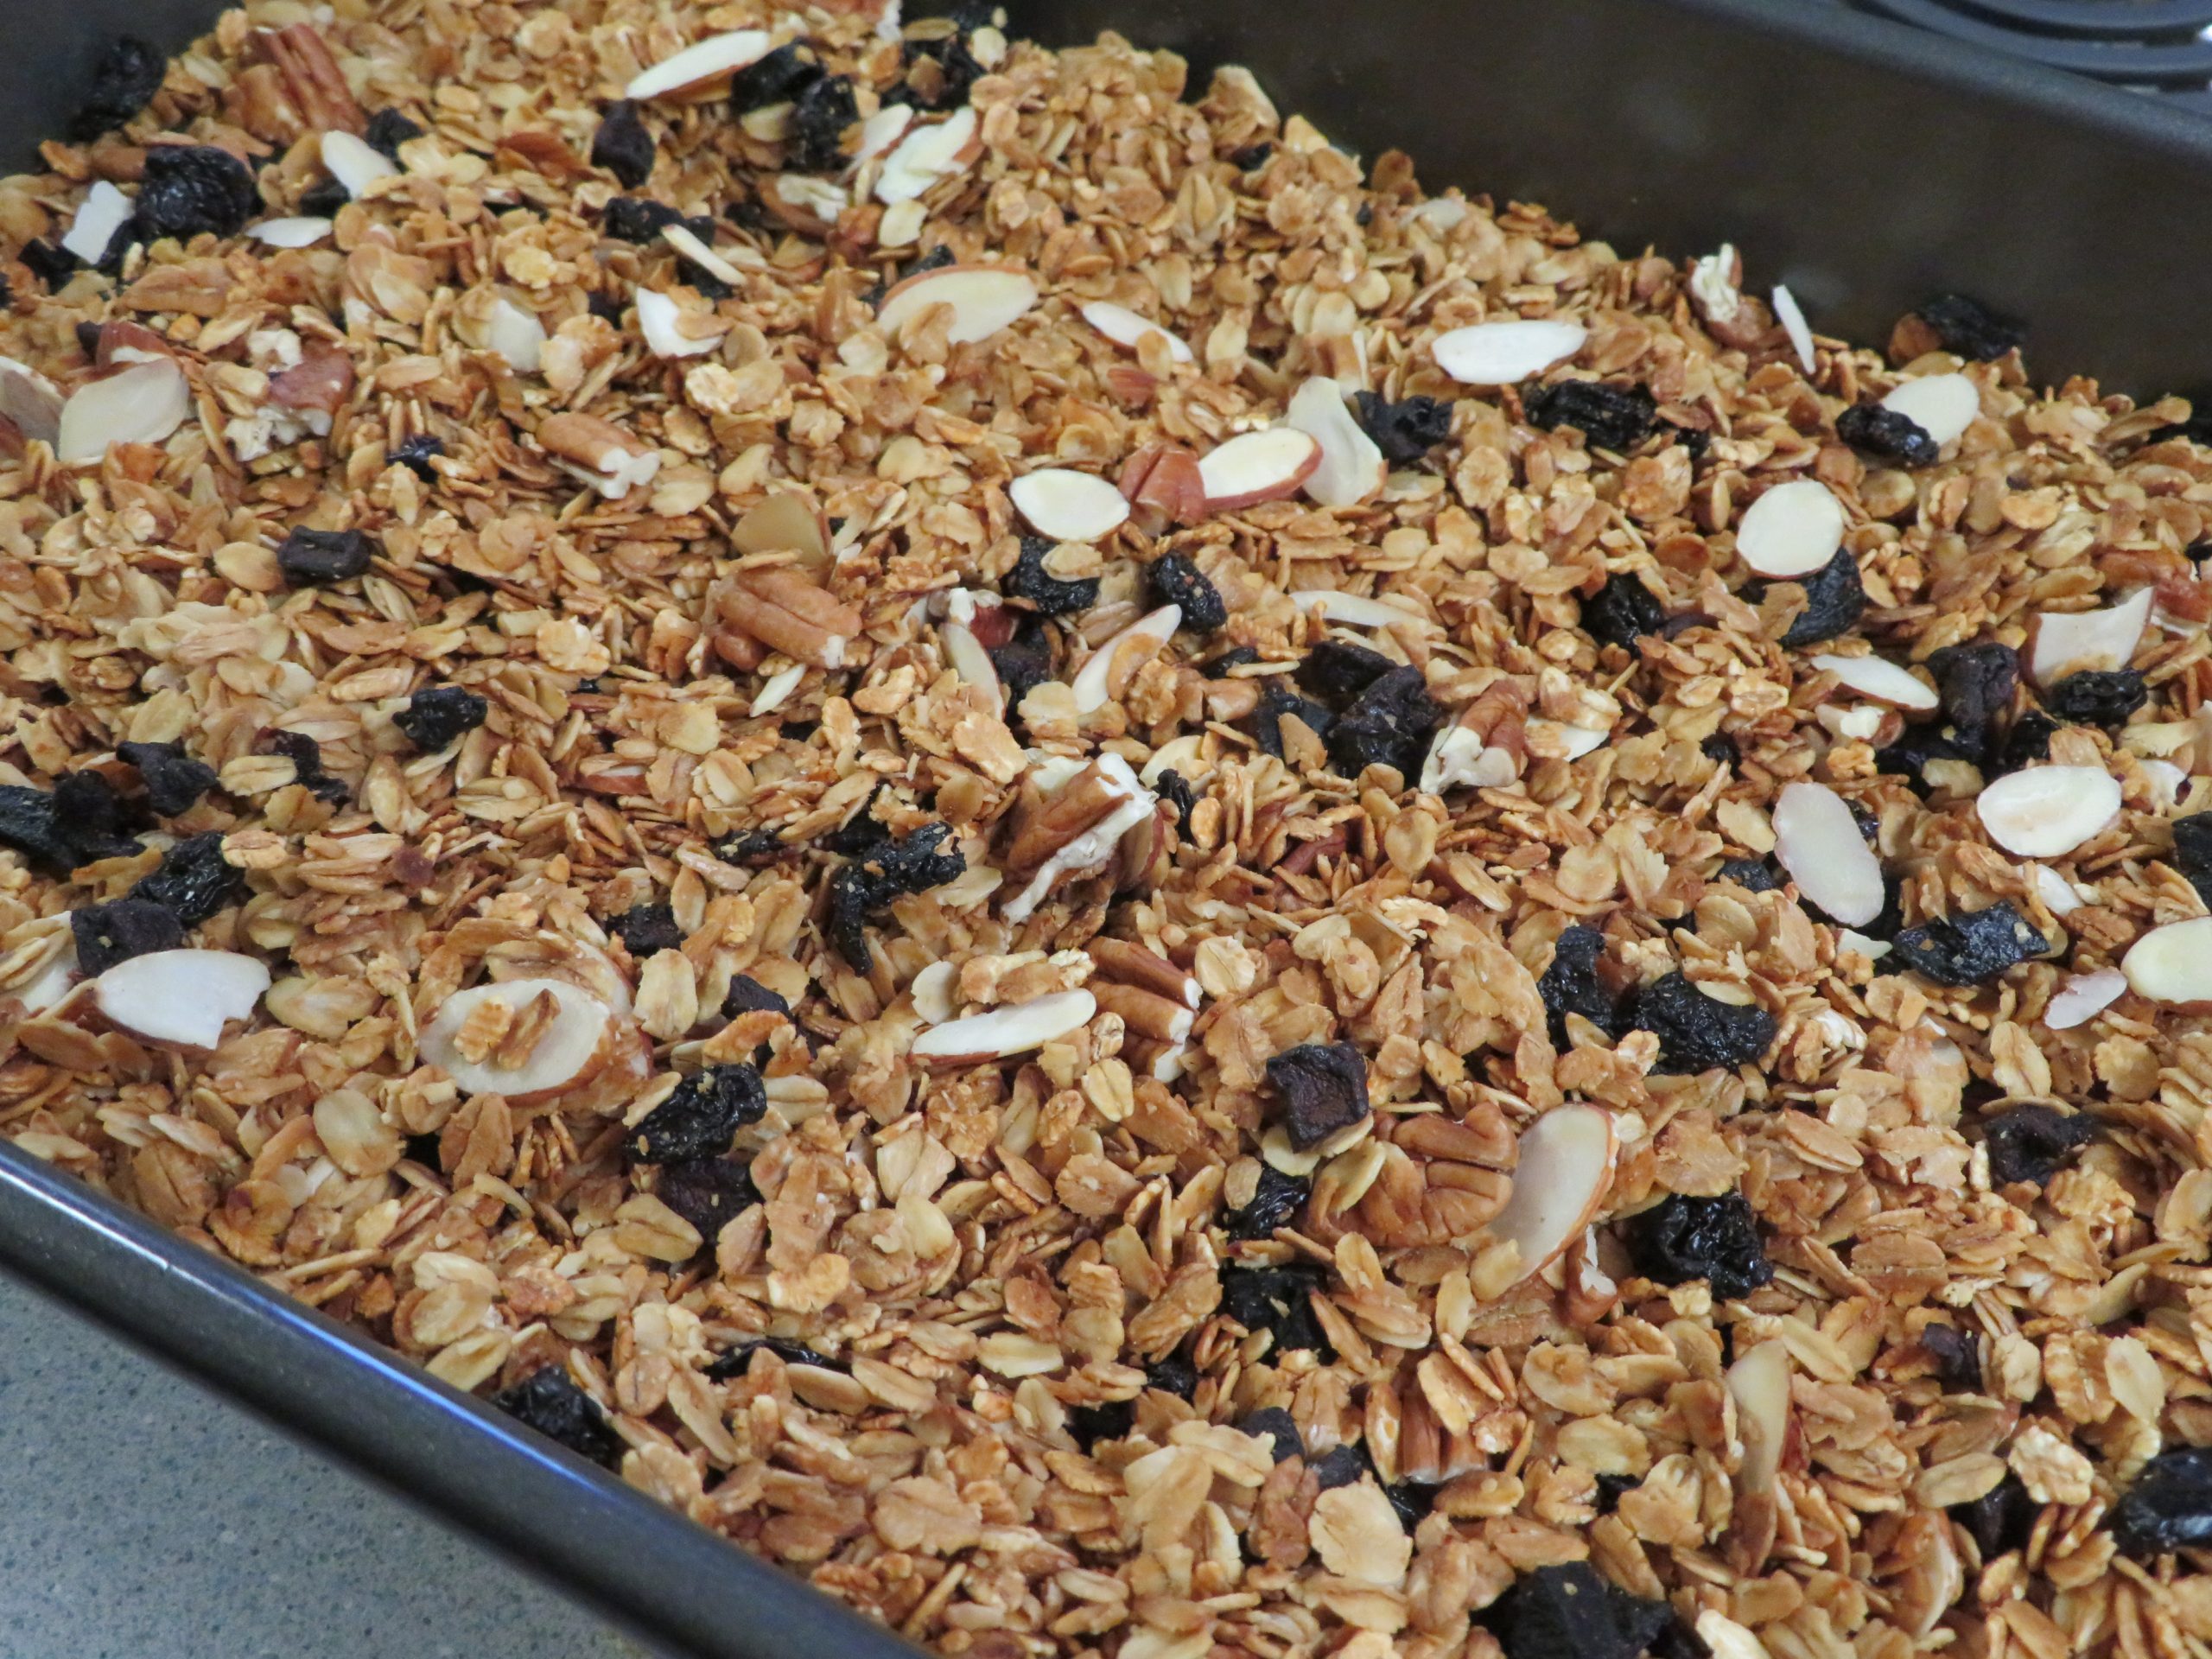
[[276, 526, 376, 587], [69, 899, 184, 976], [363, 107, 423, 162], [1996, 710, 2056, 773], [54, 769, 138, 861], [626, 1063, 767, 1164], [2113, 1447, 2212, 1558], [18, 240, 80, 290], [819, 784, 890, 856], [392, 433, 443, 479], [1203, 645, 1260, 677], [732, 42, 822, 112], [1715, 856, 1780, 893], [1928, 641, 2018, 765], [1629, 1192, 1774, 1301], [1581, 572, 1667, 651], [902, 28, 987, 110], [1955, 1469, 2037, 1560], [1326, 664, 1441, 782], [1835, 402, 1939, 468], [2043, 668, 2147, 727], [653, 1155, 760, 1248], [394, 685, 489, 752], [1350, 391, 1453, 466], [601, 196, 684, 244], [1155, 768, 1197, 832], [1244, 680, 1334, 759], [988, 615, 1056, 703], [72, 36, 167, 141], [711, 827, 787, 867], [490, 1367, 621, 1469], [1484, 1562, 1674, 1659], [261, 730, 348, 805], [1916, 292, 2024, 362], [614, 902, 682, 957], [1875, 728, 1966, 794], [1700, 732, 1739, 766], [1295, 639, 1395, 707], [703, 1337, 842, 1380], [1523, 379, 1656, 453], [1889, 900, 2047, 987], [1266, 1042, 1370, 1151], [115, 741, 215, 818], [1219, 1263, 1332, 1355], [825, 823, 964, 969], [2174, 812, 2212, 905], [1145, 1351, 1198, 1399], [1224, 1166, 1308, 1241], [590, 99, 655, 189], [1147, 553, 1226, 632], [135, 145, 258, 241], [1065, 1397, 1134, 1449], [1919, 1322, 1982, 1393], [1630, 972, 1777, 1072], [788, 74, 857, 173], [1770, 549, 1866, 647], [1981, 1103, 2094, 1187], [1003, 536, 1099, 615], [1229, 141, 1274, 171], [1539, 925, 1627, 1043], [1238, 1407, 1304, 1463], [296, 176, 350, 219], [1309, 1445, 1369, 1490], [130, 832, 242, 926]]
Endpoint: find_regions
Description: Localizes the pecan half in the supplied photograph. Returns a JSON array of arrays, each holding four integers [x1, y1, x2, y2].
[[709, 567, 862, 671], [537, 411, 660, 499], [248, 24, 365, 139]]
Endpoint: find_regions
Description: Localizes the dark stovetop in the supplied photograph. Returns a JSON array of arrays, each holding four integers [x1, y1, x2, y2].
[[1837, 0, 2212, 107]]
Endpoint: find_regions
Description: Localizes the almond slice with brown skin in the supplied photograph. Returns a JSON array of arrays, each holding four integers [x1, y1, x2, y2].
[[1808, 652, 1939, 710], [1286, 375, 1385, 508], [911, 988, 1096, 1065], [93, 949, 270, 1049], [1736, 478, 1845, 578], [624, 29, 773, 99], [2029, 588, 2152, 686], [321, 129, 397, 198], [2047, 968, 2126, 1032], [1431, 318, 1586, 385], [1881, 372, 1980, 448], [1772, 780, 1885, 926], [1009, 468, 1130, 543], [1291, 588, 1429, 630], [876, 263, 1038, 346], [248, 215, 334, 248], [941, 620, 1000, 702], [732, 491, 833, 574], [874, 106, 980, 204], [56, 358, 193, 464], [0, 355, 63, 448], [1070, 605, 1180, 715], [1974, 766, 2120, 858], [2124, 916, 2212, 1008], [422, 977, 616, 1104], [1197, 428, 1320, 510], [1488, 1103, 1618, 1282], [1080, 301, 1194, 365]]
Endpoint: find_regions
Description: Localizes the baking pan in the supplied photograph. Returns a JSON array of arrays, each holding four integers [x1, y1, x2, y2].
[[0, 2, 2204, 1656]]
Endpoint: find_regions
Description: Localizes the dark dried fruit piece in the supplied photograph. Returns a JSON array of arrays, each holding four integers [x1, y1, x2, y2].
[[1147, 553, 1225, 632], [1145, 1351, 1198, 1399], [1219, 1263, 1332, 1355], [392, 433, 443, 479], [72, 36, 167, 141], [135, 144, 258, 240], [1154, 768, 1196, 832], [1835, 402, 1939, 468], [1295, 639, 1395, 707], [1523, 379, 1656, 453], [1243, 680, 1334, 759], [818, 784, 890, 855], [1002, 536, 1099, 615], [1350, 391, 1453, 465], [614, 902, 682, 957], [590, 99, 655, 188], [297, 177, 350, 219], [1919, 1323, 1982, 1392], [276, 526, 376, 587], [1981, 1103, 2094, 1187], [703, 1337, 842, 1380], [1928, 640, 2018, 765], [2174, 811, 2212, 906], [1229, 141, 1273, 171], [988, 614, 1055, 704], [1238, 1407, 1304, 1462], [1996, 709, 2057, 773], [394, 685, 489, 751], [1700, 731, 1738, 766], [1581, 572, 1667, 650], [71, 898, 185, 976], [2113, 1446, 2212, 1558], [710, 827, 788, 867], [1265, 1042, 1370, 1150], [1326, 664, 1441, 782], [1484, 1561, 1674, 1659], [733, 42, 821, 111], [1874, 728, 1967, 795], [1889, 900, 2047, 986], [115, 741, 215, 818], [1714, 857, 1780, 893], [363, 107, 423, 162], [1629, 1192, 1774, 1301], [1065, 1397, 1135, 1449], [652, 1155, 760, 1248], [788, 74, 857, 172], [626, 1063, 767, 1164], [1955, 1469, 2037, 1560], [489, 1367, 621, 1469], [19, 240, 82, 289], [716, 975, 785, 1020], [1538, 925, 1627, 1042], [130, 832, 244, 927], [2043, 668, 2147, 727], [1630, 972, 1777, 1072], [825, 823, 964, 969], [261, 730, 348, 805], [1224, 1165, 1308, 1240], [1916, 292, 2025, 362], [902, 25, 987, 109], [1770, 548, 1866, 647], [602, 196, 692, 244], [55, 769, 141, 862]]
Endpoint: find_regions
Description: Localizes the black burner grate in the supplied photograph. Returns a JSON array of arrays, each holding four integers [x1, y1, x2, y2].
[[1847, 0, 2212, 105]]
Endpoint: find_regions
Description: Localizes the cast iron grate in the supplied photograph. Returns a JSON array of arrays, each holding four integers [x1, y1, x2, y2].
[[1845, 0, 2212, 106]]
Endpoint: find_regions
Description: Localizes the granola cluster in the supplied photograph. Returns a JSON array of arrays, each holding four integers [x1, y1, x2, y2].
[[4, 4, 2212, 1658]]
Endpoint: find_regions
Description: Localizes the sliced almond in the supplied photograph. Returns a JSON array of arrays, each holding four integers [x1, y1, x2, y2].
[[636, 288, 724, 359], [2030, 588, 2152, 686], [3, 930, 77, 1017], [1431, 318, 1587, 385], [1290, 589, 1427, 630], [2047, 968, 2126, 1032], [1286, 375, 1385, 508], [857, 104, 914, 164], [941, 619, 1000, 702], [1772, 780, 1884, 926], [1009, 467, 1130, 543], [1080, 300, 1194, 365], [1198, 428, 1321, 510], [487, 298, 545, 373], [1772, 283, 1816, 375], [56, 359, 193, 464], [1736, 478, 1846, 579], [422, 977, 615, 1103], [748, 662, 804, 717], [1881, 372, 1979, 448], [911, 988, 1096, 1064], [2028, 863, 2085, 916], [733, 492, 833, 574], [93, 949, 271, 1049], [0, 355, 64, 448], [1140, 733, 1212, 787], [321, 129, 399, 199], [1071, 605, 1180, 715], [1727, 1340, 1791, 1494], [661, 221, 752, 289], [874, 106, 979, 204], [1809, 652, 1938, 710], [248, 215, 334, 249], [1488, 1103, 1618, 1282], [876, 263, 1037, 346], [60, 181, 134, 265], [1975, 766, 2120, 858], [624, 29, 773, 99], [2123, 916, 2212, 1008], [1526, 718, 1609, 761]]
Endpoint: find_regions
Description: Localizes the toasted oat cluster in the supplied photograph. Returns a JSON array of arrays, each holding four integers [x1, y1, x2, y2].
[[6, 3, 2212, 1656]]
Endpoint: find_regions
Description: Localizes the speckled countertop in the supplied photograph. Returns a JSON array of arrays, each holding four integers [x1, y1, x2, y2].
[[0, 1270, 654, 1659]]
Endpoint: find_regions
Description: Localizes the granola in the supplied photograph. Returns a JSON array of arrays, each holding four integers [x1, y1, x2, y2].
[[3, 4, 2212, 1657]]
